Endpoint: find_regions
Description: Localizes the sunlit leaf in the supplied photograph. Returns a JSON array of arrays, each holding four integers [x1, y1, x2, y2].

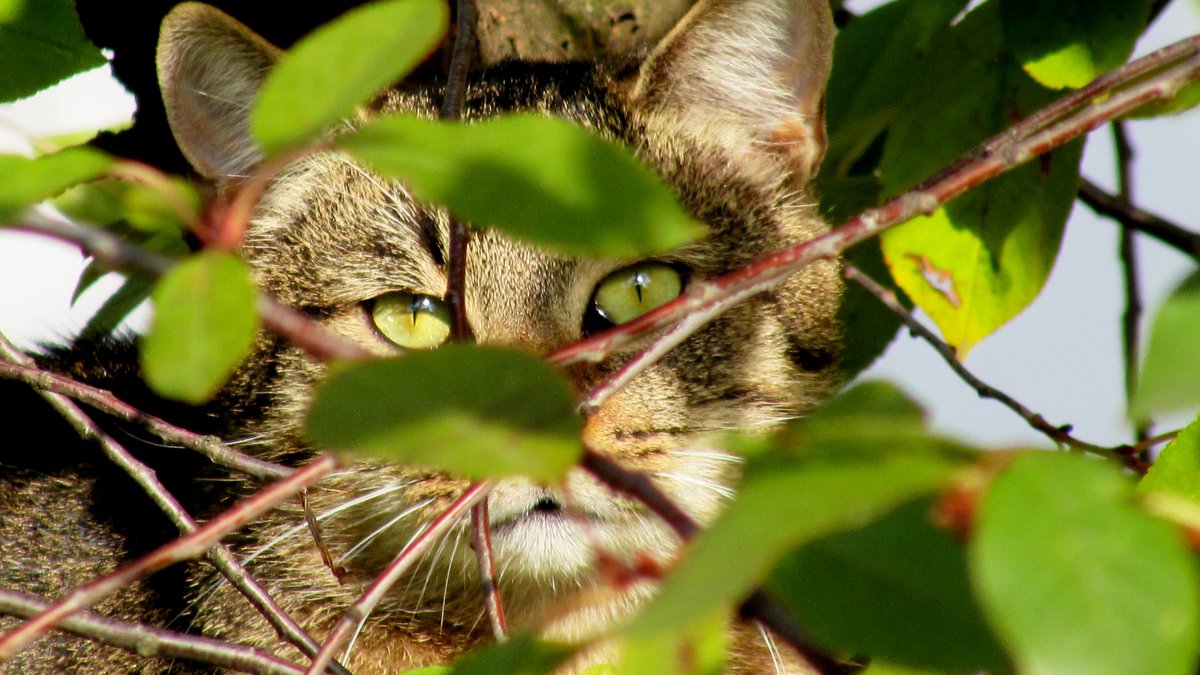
[[770, 499, 1008, 671], [339, 113, 704, 257], [971, 453, 1200, 675], [879, 3, 1081, 357], [1132, 270, 1200, 419], [251, 0, 448, 154], [122, 178, 201, 233], [0, 0, 105, 102], [52, 179, 128, 228], [306, 345, 582, 483], [1000, 0, 1151, 89], [0, 148, 113, 223], [1140, 415, 1200, 500], [141, 252, 259, 404]]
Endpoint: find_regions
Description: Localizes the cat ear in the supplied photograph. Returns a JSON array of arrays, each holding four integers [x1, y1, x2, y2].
[[632, 0, 835, 181], [157, 3, 281, 180]]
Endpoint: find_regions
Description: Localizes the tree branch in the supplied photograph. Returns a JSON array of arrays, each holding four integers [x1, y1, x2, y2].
[[551, 34, 1200, 369], [1111, 122, 1150, 442], [1078, 179, 1200, 260], [0, 359, 289, 480], [0, 590, 305, 675], [580, 449, 848, 673], [0, 455, 339, 661], [843, 264, 1148, 473], [304, 481, 491, 675], [470, 500, 508, 641]]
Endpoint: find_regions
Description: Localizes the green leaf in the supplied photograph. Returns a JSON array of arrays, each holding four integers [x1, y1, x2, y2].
[[1132, 270, 1200, 419], [823, 0, 969, 177], [339, 113, 705, 257], [1140, 414, 1200, 500], [621, 611, 726, 675], [632, 454, 952, 635], [449, 634, 573, 674], [0, 148, 113, 223], [122, 178, 201, 233], [769, 498, 1008, 671], [1000, 0, 1151, 90], [251, 0, 448, 155], [306, 345, 582, 483], [971, 453, 1200, 675], [141, 252, 259, 404], [52, 179, 128, 228], [878, 4, 1081, 357], [0, 0, 106, 102]]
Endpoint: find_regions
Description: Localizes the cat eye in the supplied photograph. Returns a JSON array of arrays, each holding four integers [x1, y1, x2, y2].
[[591, 262, 685, 326], [371, 292, 452, 349]]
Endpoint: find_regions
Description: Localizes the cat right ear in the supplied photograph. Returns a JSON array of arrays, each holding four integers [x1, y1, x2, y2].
[[157, 3, 280, 181]]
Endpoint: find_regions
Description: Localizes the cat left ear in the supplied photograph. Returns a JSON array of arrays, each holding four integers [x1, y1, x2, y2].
[[157, 3, 281, 181], [632, 0, 835, 181]]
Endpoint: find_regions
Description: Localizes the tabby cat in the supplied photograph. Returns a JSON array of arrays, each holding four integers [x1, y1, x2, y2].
[[0, 0, 843, 671]]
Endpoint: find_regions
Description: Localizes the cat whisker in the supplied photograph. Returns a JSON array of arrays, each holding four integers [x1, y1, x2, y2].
[[440, 529, 466, 629], [338, 497, 436, 564], [654, 471, 737, 500], [670, 449, 744, 464], [758, 622, 785, 674]]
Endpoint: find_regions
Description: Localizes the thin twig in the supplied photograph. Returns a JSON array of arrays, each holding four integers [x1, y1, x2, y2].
[[1078, 179, 1200, 260], [551, 35, 1200, 371], [0, 455, 339, 661], [12, 214, 371, 362], [1112, 122, 1150, 442], [0, 359, 289, 480], [0, 590, 305, 675], [470, 500, 507, 641], [305, 481, 491, 675], [441, 0, 478, 342], [0, 335, 340, 669], [843, 264, 1148, 473]]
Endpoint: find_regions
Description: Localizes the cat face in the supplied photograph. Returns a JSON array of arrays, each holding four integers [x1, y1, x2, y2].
[[158, 0, 841, 658]]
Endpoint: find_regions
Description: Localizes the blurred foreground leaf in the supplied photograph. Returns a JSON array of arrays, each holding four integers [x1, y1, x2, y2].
[[141, 252, 259, 404], [971, 453, 1199, 675], [252, 0, 448, 154], [306, 345, 582, 483], [1132, 270, 1200, 419], [340, 113, 704, 257], [0, 148, 113, 222]]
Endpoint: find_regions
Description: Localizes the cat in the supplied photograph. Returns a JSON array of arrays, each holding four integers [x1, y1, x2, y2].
[[0, 0, 843, 672]]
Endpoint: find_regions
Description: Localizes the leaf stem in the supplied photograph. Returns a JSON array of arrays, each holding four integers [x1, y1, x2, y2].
[[470, 500, 508, 641]]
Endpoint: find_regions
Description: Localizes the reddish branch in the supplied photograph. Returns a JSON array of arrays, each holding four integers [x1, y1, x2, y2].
[[0, 455, 339, 661], [580, 449, 848, 673], [470, 499, 508, 641], [553, 34, 1200, 374], [0, 590, 304, 675], [843, 264, 1149, 473], [304, 481, 491, 675]]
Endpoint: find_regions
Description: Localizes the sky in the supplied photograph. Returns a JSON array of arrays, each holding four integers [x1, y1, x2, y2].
[[1, 1, 1198, 450]]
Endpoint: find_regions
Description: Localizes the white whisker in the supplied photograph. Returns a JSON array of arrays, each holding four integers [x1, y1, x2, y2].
[[671, 449, 744, 463], [655, 471, 737, 500], [758, 622, 784, 674], [338, 497, 435, 563]]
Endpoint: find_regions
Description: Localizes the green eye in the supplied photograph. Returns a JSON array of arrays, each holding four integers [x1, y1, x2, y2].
[[371, 292, 451, 349], [593, 263, 684, 325]]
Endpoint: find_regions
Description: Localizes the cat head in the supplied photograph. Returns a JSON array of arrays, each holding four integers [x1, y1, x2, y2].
[[157, 0, 841, 646]]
